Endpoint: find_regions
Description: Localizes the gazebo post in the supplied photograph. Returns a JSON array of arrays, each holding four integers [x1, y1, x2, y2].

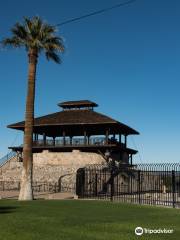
[[33, 133, 35, 141], [70, 136, 72, 145], [87, 135, 90, 145], [53, 136, 56, 146], [125, 135, 127, 148], [63, 131, 66, 146], [130, 154, 133, 165], [84, 130, 87, 145], [119, 134, 121, 144], [105, 130, 109, 145], [43, 133, 46, 146]]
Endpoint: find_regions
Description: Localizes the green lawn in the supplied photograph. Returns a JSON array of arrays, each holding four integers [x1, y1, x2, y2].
[[0, 200, 179, 240]]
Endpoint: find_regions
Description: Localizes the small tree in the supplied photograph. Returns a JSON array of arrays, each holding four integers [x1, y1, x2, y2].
[[2, 16, 64, 200]]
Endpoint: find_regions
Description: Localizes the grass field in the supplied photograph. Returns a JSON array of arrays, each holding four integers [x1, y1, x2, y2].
[[0, 199, 179, 240]]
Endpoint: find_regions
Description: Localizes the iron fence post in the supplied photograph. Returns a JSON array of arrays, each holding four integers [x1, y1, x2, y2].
[[110, 169, 114, 202], [172, 170, 175, 208], [130, 171, 132, 195], [138, 170, 141, 204], [95, 173, 98, 197]]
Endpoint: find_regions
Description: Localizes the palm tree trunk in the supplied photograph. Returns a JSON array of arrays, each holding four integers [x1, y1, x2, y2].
[[19, 49, 38, 201]]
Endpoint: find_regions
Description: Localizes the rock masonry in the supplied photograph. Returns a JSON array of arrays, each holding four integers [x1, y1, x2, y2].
[[0, 150, 106, 192]]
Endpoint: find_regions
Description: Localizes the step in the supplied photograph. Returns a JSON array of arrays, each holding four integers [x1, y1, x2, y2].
[[46, 192, 77, 200]]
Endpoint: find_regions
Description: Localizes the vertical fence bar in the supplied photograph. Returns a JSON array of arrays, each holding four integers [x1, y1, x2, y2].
[[110, 169, 114, 202], [95, 173, 98, 197], [178, 164, 180, 198], [138, 170, 141, 204], [172, 170, 175, 208]]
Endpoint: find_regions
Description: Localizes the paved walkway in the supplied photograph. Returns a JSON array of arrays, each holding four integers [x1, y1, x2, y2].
[[0, 191, 76, 200]]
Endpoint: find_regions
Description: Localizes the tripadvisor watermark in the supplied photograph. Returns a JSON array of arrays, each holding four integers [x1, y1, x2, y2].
[[135, 226, 174, 236]]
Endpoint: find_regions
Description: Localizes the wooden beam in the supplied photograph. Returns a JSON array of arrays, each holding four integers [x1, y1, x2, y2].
[[84, 131, 87, 145], [119, 134, 121, 144], [53, 136, 56, 146], [130, 154, 133, 165], [125, 135, 127, 147], [87, 135, 90, 145], [70, 136, 72, 145], [63, 131, 66, 145], [105, 130, 109, 144], [43, 133, 46, 145]]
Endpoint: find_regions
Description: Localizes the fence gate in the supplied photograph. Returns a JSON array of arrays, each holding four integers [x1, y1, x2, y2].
[[76, 163, 180, 208]]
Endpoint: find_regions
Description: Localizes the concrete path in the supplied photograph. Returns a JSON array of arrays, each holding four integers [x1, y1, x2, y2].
[[0, 191, 77, 200]]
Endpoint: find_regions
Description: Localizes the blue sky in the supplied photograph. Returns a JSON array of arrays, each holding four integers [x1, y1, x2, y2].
[[0, 0, 179, 163]]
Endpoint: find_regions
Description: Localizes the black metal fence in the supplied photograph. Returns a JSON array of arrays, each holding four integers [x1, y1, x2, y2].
[[76, 163, 180, 208], [1, 163, 180, 208]]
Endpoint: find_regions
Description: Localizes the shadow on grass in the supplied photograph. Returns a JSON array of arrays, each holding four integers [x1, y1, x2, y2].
[[0, 206, 17, 214]]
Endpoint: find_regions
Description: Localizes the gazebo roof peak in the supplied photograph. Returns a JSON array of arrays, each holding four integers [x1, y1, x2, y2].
[[58, 100, 98, 109]]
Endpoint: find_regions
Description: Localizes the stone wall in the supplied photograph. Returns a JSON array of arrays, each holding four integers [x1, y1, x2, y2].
[[0, 150, 106, 192]]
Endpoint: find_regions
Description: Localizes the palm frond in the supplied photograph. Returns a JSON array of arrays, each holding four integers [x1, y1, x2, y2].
[[11, 23, 27, 40], [1, 37, 22, 47], [41, 23, 56, 36], [44, 37, 65, 52], [45, 51, 61, 64], [3, 16, 65, 63], [30, 17, 42, 39], [23, 17, 33, 34]]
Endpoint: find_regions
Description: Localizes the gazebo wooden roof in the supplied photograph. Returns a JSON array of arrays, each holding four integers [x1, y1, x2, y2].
[[8, 100, 139, 161], [7, 100, 139, 136], [58, 100, 98, 109]]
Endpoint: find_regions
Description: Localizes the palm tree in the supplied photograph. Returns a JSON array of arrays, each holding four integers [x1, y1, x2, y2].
[[2, 16, 64, 200]]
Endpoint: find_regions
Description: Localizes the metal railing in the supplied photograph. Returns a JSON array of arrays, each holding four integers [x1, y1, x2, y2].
[[33, 137, 108, 147], [76, 163, 180, 208], [0, 151, 17, 167]]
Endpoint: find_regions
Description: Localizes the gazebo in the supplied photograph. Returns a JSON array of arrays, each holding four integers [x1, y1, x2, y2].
[[8, 100, 139, 165]]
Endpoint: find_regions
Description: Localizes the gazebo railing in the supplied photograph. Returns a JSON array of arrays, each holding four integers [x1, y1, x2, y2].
[[33, 137, 110, 147]]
